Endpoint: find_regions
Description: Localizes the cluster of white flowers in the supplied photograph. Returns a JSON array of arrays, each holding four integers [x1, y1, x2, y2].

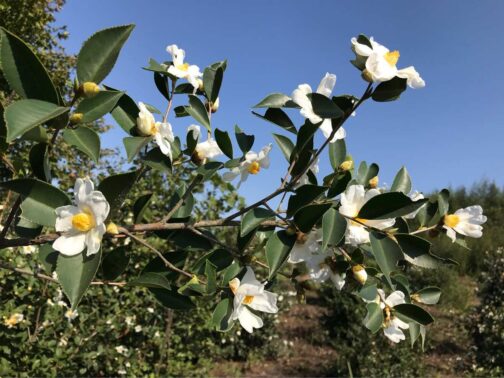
[[3, 313, 24, 328]]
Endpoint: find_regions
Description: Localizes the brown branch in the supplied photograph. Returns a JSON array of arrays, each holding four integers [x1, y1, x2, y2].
[[0, 195, 22, 240]]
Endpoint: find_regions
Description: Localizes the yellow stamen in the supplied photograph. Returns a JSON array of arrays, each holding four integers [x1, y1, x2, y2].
[[248, 161, 261, 174], [243, 295, 254, 305], [384, 50, 400, 67], [444, 214, 460, 228], [71, 211, 95, 232], [176, 63, 190, 72], [368, 176, 379, 188], [149, 121, 158, 136]]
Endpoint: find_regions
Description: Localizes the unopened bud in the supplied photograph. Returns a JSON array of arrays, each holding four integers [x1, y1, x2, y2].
[[190, 150, 206, 166], [361, 69, 373, 83], [352, 265, 368, 285], [410, 293, 420, 302], [80, 82, 100, 98], [69, 113, 83, 125], [211, 98, 220, 113], [106, 222, 119, 235], [339, 160, 353, 172], [368, 176, 379, 188], [286, 226, 297, 236]]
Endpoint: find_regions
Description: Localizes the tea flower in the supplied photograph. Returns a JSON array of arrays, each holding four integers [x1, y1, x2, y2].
[[443, 205, 487, 242], [187, 125, 223, 163], [64, 309, 79, 322], [137, 102, 175, 160], [378, 289, 409, 343], [351, 36, 425, 88], [339, 185, 395, 245], [53, 178, 110, 256], [229, 267, 278, 333], [4, 313, 23, 328], [166, 44, 202, 91], [304, 250, 346, 290], [222, 144, 272, 188], [291, 73, 346, 142], [115, 345, 129, 355], [288, 230, 321, 263]]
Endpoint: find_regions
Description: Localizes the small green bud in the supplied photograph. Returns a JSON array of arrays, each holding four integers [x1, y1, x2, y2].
[[69, 113, 84, 125]]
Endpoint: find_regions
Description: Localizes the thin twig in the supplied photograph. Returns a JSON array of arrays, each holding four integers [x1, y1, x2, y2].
[[162, 79, 177, 123], [0, 195, 22, 240]]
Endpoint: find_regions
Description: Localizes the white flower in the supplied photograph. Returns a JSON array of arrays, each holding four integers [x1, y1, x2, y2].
[[351, 36, 425, 88], [304, 250, 346, 290], [4, 313, 23, 328], [125, 315, 136, 326], [64, 309, 79, 321], [58, 337, 68, 347], [187, 125, 223, 162], [404, 191, 425, 219], [154, 331, 161, 338], [118, 369, 127, 376], [229, 267, 278, 333], [137, 102, 175, 160], [443, 205, 487, 242], [147, 307, 155, 314], [166, 44, 202, 91], [222, 144, 272, 188], [288, 230, 321, 263], [134, 325, 142, 333], [291, 73, 346, 142], [377, 289, 410, 343], [53, 178, 110, 256], [296, 158, 319, 188], [115, 345, 128, 355], [339, 185, 395, 246], [21, 245, 37, 255]]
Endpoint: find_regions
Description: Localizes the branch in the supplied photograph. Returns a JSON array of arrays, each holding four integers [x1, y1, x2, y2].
[[0, 195, 22, 240]]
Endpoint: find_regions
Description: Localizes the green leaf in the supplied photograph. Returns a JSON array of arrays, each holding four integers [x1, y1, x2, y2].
[[75, 90, 124, 123], [98, 170, 139, 215], [101, 247, 129, 281], [128, 272, 172, 290], [193, 249, 234, 274], [294, 203, 332, 233], [29, 143, 50, 182], [363, 302, 384, 333], [358, 192, 428, 220], [143, 147, 172, 173], [142, 251, 188, 282], [307, 93, 344, 119], [21, 125, 48, 143], [214, 129, 233, 159], [4, 99, 69, 142], [174, 105, 190, 118], [390, 166, 412, 194], [167, 183, 195, 220], [110, 91, 139, 135], [329, 139, 347, 170], [56, 250, 102, 309], [355, 161, 379, 186], [186, 95, 210, 132], [253, 93, 298, 108], [359, 284, 378, 302], [205, 261, 217, 295], [133, 192, 153, 224], [272, 134, 294, 162], [413, 287, 441, 305], [252, 108, 297, 134], [395, 233, 455, 269], [372, 77, 408, 102], [211, 298, 235, 332], [221, 262, 243, 285], [63, 126, 101, 163], [241, 207, 276, 237], [287, 185, 327, 218], [265, 230, 296, 279], [123, 136, 150, 162], [154, 72, 170, 100], [369, 232, 403, 287], [77, 24, 135, 84], [0, 27, 58, 103], [0, 178, 70, 227], [203, 66, 223, 103], [149, 288, 195, 310], [142, 58, 169, 75], [327, 171, 352, 198], [196, 161, 223, 181], [409, 322, 421, 347], [234, 125, 254, 154], [394, 303, 434, 326], [38, 244, 58, 275], [321, 208, 347, 250]]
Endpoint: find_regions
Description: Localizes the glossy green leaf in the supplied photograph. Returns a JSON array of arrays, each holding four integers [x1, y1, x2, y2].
[[123, 136, 150, 162], [358, 192, 428, 220], [154, 72, 170, 100], [307, 93, 344, 119], [98, 170, 139, 214], [359, 284, 378, 302], [4, 99, 68, 142], [167, 183, 195, 220], [294, 203, 332, 233], [196, 161, 223, 181], [272, 133, 294, 162], [63, 126, 101, 163], [133, 192, 153, 224], [363, 302, 383, 333], [14, 217, 42, 239], [327, 171, 352, 198], [372, 77, 408, 102], [390, 166, 412, 194], [0, 27, 58, 103], [253, 93, 298, 108], [214, 129, 233, 159], [75, 90, 124, 123], [110, 91, 139, 135], [395, 233, 455, 269], [287, 185, 327, 218], [205, 261, 217, 295], [128, 272, 172, 290], [413, 287, 441, 305], [321, 208, 347, 250], [241, 207, 276, 237], [77, 24, 135, 84], [143, 147, 172, 173], [252, 108, 297, 134], [0, 178, 70, 226], [142, 58, 169, 75], [211, 298, 235, 332], [193, 249, 234, 274], [29, 143, 50, 182], [369, 232, 403, 287], [409, 322, 421, 347], [101, 247, 129, 281], [21, 125, 48, 143], [234, 125, 254, 154], [329, 138, 347, 170], [149, 288, 195, 310], [38, 244, 58, 275], [187, 95, 210, 131], [56, 250, 102, 309], [203, 66, 223, 103], [394, 303, 434, 326], [265, 230, 296, 279]]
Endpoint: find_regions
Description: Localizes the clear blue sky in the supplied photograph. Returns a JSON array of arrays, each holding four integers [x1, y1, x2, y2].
[[57, 0, 504, 204]]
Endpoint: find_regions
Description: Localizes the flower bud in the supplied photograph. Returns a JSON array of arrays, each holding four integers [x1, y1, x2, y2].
[[69, 113, 84, 125], [286, 226, 297, 236], [211, 97, 220, 113], [339, 160, 353, 172], [368, 176, 379, 188], [190, 149, 206, 166], [361, 69, 373, 83], [352, 265, 368, 285], [106, 222, 119, 235], [80, 82, 100, 98]]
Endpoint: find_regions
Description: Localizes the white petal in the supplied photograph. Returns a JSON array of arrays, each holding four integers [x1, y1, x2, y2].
[[222, 168, 240, 182], [54, 205, 79, 232], [383, 323, 406, 343], [82, 191, 110, 225], [238, 307, 263, 333], [154, 131, 173, 160], [85, 224, 105, 256], [166, 44, 185, 66], [241, 266, 262, 287], [345, 223, 370, 246], [339, 185, 366, 217], [329, 272, 346, 290], [392, 317, 410, 330], [258, 144, 272, 168], [316, 73, 336, 97], [244, 151, 258, 163], [74, 177, 94, 204], [53, 233, 86, 256], [196, 138, 223, 159], [187, 124, 201, 141], [443, 226, 457, 242], [365, 53, 397, 82], [385, 291, 406, 307], [397, 66, 425, 89], [351, 37, 373, 57], [248, 291, 278, 314]]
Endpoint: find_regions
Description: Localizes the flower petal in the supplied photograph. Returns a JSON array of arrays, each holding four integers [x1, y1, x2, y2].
[[53, 232, 86, 256]]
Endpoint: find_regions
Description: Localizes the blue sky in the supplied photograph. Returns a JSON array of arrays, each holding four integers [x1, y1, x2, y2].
[[57, 0, 504, 204]]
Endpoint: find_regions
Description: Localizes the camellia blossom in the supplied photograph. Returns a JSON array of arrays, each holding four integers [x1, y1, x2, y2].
[[4, 313, 23, 328], [443, 205, 487, 242], [187, 125, 223, 163], [378, 289, 410, 343], [339, 185, 395, 246], [291, 73, 346, 142], [304, 250, 346, 290], [53, 178, 110, 256], [137, 102, 175, 160], [288, 230, 321, 263], [166, 44, 202, 91], [351, 36, 425, 88], [229, 267, 278, 333], [222, 144, 272, 188]]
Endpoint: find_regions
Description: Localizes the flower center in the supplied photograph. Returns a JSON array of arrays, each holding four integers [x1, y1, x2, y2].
[[384, 50, 400, 66], [243, 295, 254, 305], [149, 121, 158, 136], [176, 63, 190, 72], [444, 214, 460, 228], [72, 211, 96, 232], [248, 161, 261, 174]]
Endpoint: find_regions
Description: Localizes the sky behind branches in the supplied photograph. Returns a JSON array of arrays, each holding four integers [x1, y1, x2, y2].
[[57, 0, 504, 204]]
